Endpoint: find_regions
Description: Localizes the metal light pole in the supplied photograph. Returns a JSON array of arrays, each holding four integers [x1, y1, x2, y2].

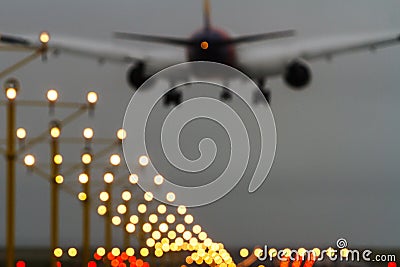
[[105, 182, 113, 252], [49, 120, 61, 267], [81, 149, 92, 265], [4, 78, 19, 267]]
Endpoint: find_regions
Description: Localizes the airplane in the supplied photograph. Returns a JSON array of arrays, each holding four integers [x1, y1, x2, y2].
[[1, 0, 399, 105]]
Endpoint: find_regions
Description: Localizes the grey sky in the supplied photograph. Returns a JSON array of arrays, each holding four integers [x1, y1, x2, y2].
[[0, 0, 399, 250]]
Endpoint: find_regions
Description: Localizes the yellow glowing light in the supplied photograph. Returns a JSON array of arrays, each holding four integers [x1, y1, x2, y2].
[[298, 248, 307, 257], [67, 247, 77, 257], [144, 191, 153, 202], [184, 214, 194, 224], [104, 172, 114, 183], [138, 155, 149, 166], [326, 247, 335, 258], [166, 192, 176, 202], [99, 191, 109, 202], [126, 247, 135, 256], [140, 248, 149, 257], [239, 248, 249, 258], [53, 154, 63, 165], [283, 248, 291, 257], [162, 243, 170, 252], [121, 191, 131, 201], [176, 237, 184, 246], [204, 238, 212, 247], [148, 214, 158, 224], [161, 238, 169, 245], [24, 154, 35, 167], [53, 248, 63, 258], [5, 88, 17, 100], [50, 127, 61, 138], [201, 41, 209, 50], [254, 248, 263, 258], [46, 89, 58, 102], [159, 223, 168, 233], [142, 223, 152, 233], [198, 231, 207, 241], [192, 225, 201, 234], [96, 247, 106, 257], [39, 31, 50, 44], [111, 247, 120, 257], [16, 128, 27, 139], [138, 203, 147, 214], [189, 237, 198, 247], [117, 129, 127, 140], [157, 204, 166, 214], [154, 174, 164, 185], [83, 128, 94, 139], [126, 223, 136, 233], [183, 231, 192, 240], [78, 192, 87, 201], [110, 154, 121, 166], [269, 248, 277, 258], [152, 231, 161, 240], [97, 205, 107, 216], [78, 173, 89, 184], [112, 216, 121, 226], [166, 214, 175, 224], [312, 248, 321, 257], [177, 205, 187, 215], [155, 248, 164, 258], [129, 174, 138, 184], [176, 224, 185, 233], [87, 91, 98, 104], [340, 248, 349, 258], [130, 215, 139, 224], [117, 204, 127, 214], [81, 153, 92, 165], [55, 175, 64, 184], [167, 230, 176, 240], [146, 238, 155, 247]]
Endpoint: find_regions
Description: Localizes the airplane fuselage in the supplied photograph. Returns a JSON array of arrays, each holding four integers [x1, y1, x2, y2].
[[187, 27, 236, 67]]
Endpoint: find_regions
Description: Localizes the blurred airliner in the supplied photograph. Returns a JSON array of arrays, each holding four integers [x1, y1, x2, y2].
[[1, 0, 399, 103]]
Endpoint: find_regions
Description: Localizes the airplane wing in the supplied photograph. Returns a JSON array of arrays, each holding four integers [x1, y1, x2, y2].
[[237, 31, 400, 79], [0, 32, 186, 75]]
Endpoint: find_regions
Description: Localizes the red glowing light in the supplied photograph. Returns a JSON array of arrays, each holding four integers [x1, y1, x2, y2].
[[108, 252, 115, 261], [121, 252, 129, 261], [129, 256, 136, 263], [88, 261, 97, 267], [136, 259, 144, 267], [111, 259, 120, 267], [94, 253, 102, 261], [143, 262, 149, 267], [388, 263, 396, 267], [56, 261, 62, 267], [16, 261, 26, 267]]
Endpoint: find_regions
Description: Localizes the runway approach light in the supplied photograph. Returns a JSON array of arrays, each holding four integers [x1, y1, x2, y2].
[[4, 78, 20, 100], [39, 32, 50, 44], [46, 89, 58, 102], [86, 91, 98, 104]]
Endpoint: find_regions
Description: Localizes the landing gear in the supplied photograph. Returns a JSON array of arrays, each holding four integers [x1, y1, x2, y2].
[[253, 78, 271, 104], [163, 89, 182, 106], [220, 88, 232, 101]]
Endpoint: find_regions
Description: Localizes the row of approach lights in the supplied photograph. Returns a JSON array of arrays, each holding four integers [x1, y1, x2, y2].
[[19, 89, 99, 169]]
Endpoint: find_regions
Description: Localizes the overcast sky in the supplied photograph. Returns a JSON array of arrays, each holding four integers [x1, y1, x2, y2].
[[0, 0, 399, 251]]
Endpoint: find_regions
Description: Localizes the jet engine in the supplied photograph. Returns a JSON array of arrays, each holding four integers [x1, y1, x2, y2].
[[126, 62, 148, 89], [284, 59, 312, 89]]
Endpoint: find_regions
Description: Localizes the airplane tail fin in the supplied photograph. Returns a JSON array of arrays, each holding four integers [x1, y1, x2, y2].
[[203, 0, 211, 30]]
